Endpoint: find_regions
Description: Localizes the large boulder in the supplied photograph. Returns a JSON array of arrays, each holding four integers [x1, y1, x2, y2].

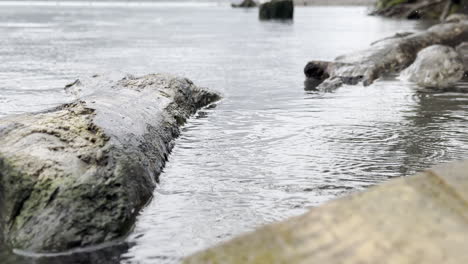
[[259, 0, 294, 20], [0, 73, 220, 253], [232, 0, 257, 8], [399, 45, 465, 88], [456, 42, 468, 77]]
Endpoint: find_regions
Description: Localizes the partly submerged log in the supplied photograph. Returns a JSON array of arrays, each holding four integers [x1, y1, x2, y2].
[[184, 160, 468, 264], [0, 73, 220, 253], [304, 20, 468, 91]]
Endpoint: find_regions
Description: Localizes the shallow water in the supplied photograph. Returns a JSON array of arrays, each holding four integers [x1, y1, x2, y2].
[[1, 2, 468, 264]]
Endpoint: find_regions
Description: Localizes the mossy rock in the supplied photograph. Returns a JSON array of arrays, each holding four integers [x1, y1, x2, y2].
[[0, 74, 220, 253]]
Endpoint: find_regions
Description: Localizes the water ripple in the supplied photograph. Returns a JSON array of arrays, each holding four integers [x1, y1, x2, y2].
[[0, 5, 464, 264]]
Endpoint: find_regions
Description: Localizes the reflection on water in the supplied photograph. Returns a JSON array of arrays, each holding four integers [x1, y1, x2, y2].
[[0, 3, 466, 264]]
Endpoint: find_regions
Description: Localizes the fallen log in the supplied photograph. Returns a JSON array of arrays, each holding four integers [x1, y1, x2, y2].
[[184, 160, 468, 264], [0, 73, 220, 253], [304, 20, 468, 91]]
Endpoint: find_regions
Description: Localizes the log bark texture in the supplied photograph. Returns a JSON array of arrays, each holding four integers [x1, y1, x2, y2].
[[0, 73, 220, 253]]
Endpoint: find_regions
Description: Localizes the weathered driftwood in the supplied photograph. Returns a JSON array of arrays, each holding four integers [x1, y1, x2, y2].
[[304, 20, 468, 91], [0, 74, 220, 253], [184, 160, 468, 264]]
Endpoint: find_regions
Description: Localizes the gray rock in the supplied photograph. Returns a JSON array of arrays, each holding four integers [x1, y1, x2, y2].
[[304, 21, 468, 91], [456, 42, 468, 77], [445, 13, 468, 23], [0, 73, 220, 253], [259, 0, 294, 20], [232, 0, 257, 8], [400, 45, 465, 88]]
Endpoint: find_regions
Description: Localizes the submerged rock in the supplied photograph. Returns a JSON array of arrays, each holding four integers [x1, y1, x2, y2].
[[232, 0, 257, 8], [259, 0, 294, 20], [0, 73, 220, 253], [400, 45, 465, 88]]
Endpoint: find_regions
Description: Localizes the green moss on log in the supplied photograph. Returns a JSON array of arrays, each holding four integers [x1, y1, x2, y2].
[[0, 74, 221, 253]]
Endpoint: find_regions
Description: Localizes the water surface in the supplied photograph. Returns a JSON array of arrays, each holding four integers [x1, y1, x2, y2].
[[1, 3, 467, 264]]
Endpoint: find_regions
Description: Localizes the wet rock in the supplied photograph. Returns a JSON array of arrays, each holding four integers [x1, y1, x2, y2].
[[456, 42, 468, 76], [259, 0, 294, 20], [0, 73, 220, 253], [445, 13, 468, 23], [304, 21, 468, 91], [232, 0, 257, 8], [400, 45, 465, 88]]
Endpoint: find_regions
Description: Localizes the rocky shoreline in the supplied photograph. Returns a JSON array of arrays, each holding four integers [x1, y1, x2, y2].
[[0, 73, 220, 253], [304, 15, 468, 91]]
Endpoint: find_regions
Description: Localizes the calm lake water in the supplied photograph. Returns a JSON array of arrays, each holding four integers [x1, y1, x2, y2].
[[2, 2, 468, 264]]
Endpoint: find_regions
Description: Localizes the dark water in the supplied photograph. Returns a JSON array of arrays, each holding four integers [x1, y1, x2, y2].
[[1, 2, 468, 264]]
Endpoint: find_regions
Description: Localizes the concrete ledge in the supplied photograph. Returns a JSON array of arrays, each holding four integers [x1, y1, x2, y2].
[[184, 160, 468, 264]]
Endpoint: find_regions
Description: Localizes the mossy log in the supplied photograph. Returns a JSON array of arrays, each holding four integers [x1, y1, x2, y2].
[[184, 160, 468, 264], [0, 74, 220, 253], [304, 19, 468, 91]]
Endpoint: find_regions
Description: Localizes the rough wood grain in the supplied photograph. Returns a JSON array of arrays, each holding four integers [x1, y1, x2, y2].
[[184, 160, 468, 264]]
